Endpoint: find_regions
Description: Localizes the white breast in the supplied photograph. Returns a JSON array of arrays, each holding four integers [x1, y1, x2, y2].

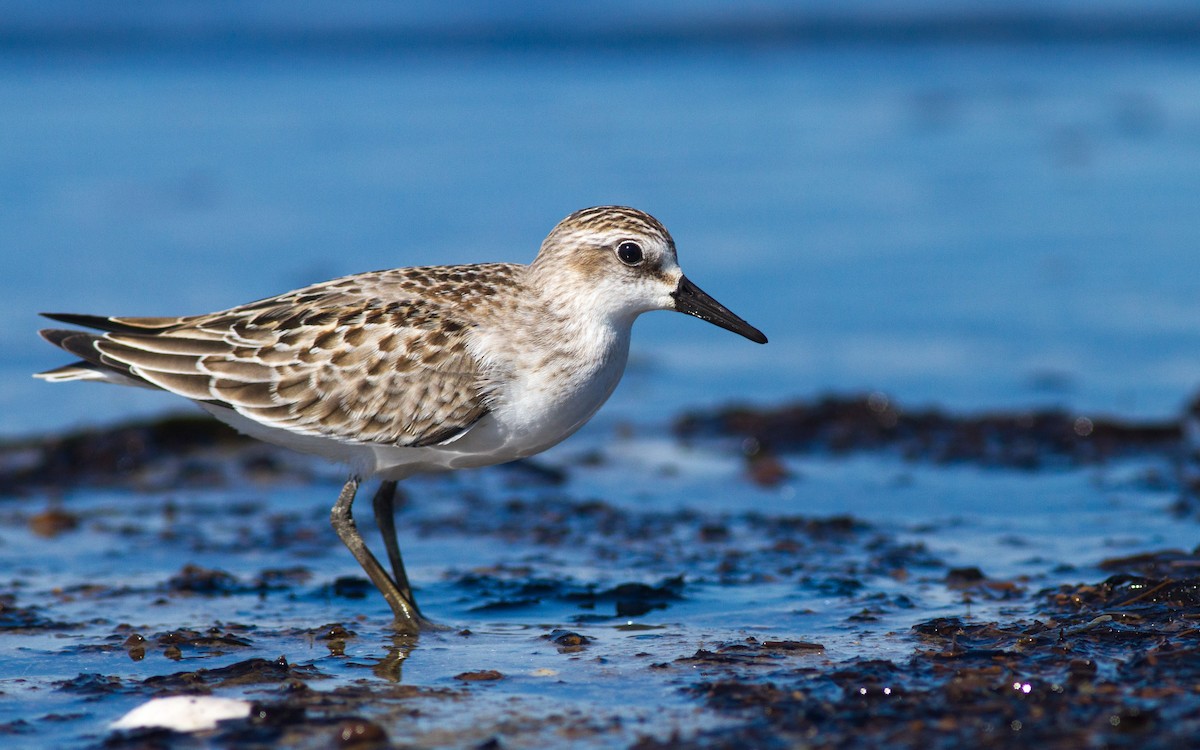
[[490, 333, 630, 450], [366, 314, 632, 479]]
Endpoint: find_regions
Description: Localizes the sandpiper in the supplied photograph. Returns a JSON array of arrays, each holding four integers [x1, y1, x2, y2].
[[36, 206, 767, 633]]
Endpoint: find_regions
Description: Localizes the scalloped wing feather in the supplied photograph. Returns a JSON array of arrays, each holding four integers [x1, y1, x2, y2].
[[35, 266, 520, 448]]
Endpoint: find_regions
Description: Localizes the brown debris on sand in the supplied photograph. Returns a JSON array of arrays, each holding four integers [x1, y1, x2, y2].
[[676, 393, 1181, 469]]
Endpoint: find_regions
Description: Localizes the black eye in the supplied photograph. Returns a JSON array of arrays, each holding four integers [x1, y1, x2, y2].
[[616, 241, 644, 266]]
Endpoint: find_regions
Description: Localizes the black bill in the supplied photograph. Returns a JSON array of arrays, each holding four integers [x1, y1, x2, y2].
[[671, 276, 768, 344]]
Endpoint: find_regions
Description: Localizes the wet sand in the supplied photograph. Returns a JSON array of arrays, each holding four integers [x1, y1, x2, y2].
[[1, 396, 1198, 748]]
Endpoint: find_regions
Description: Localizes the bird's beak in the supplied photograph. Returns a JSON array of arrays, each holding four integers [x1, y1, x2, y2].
[[671, 276, 768, 344]]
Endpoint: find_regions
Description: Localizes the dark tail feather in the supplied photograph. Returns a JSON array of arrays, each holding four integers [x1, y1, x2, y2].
[[39, 328, 106, 364], [39, 312, 181, 334], [37, 328, 144, 385]]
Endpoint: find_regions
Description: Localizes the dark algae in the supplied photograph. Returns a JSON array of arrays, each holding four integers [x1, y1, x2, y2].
[[650, 548, 1200, 750], [3, 396, 1200, 748], [676, 393, 1181, 469]]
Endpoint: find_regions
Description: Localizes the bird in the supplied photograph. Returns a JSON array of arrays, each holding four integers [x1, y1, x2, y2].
[[35, 206, 767, 634]]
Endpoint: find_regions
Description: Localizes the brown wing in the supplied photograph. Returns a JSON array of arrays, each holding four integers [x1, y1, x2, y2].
[[39, 289, 489, 448]]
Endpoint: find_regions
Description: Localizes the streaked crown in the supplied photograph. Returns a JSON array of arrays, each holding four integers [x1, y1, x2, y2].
[[554, 206, 672, 241]]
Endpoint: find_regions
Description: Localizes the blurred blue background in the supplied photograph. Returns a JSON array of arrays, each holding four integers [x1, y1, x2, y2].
[[5, 1, 1200, 435]]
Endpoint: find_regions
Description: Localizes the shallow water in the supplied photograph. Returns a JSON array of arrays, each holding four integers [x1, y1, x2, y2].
[[4, 4, 1200, 748], [1, 408, 1197, 747]]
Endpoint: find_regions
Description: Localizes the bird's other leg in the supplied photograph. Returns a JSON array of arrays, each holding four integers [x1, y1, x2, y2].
[[330, 476, 421, 634], [371, 479, 422, 617]]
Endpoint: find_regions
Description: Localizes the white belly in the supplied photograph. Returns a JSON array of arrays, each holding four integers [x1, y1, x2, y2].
[[200, 324, 631, 481], [372, 328, 632, 477]]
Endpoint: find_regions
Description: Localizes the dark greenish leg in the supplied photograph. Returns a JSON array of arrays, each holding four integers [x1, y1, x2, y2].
[[371, 480, 423, 618], [330, 476, 421, 634]]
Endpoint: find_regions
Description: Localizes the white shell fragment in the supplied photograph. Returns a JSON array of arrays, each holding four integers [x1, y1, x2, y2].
[[109, 695, 253, 733]]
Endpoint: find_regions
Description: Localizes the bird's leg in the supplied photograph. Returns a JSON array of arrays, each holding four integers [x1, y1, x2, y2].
[[330, 476, 422, 634], [371, 480, 422, 617]]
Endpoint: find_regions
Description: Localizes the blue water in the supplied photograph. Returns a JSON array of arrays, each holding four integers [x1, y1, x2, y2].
[[4, 6, 1200, 748], [7, 43, 1200, 435]]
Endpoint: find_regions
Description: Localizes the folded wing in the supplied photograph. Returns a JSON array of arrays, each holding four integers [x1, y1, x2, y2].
[[37, 289, 488, 448]]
